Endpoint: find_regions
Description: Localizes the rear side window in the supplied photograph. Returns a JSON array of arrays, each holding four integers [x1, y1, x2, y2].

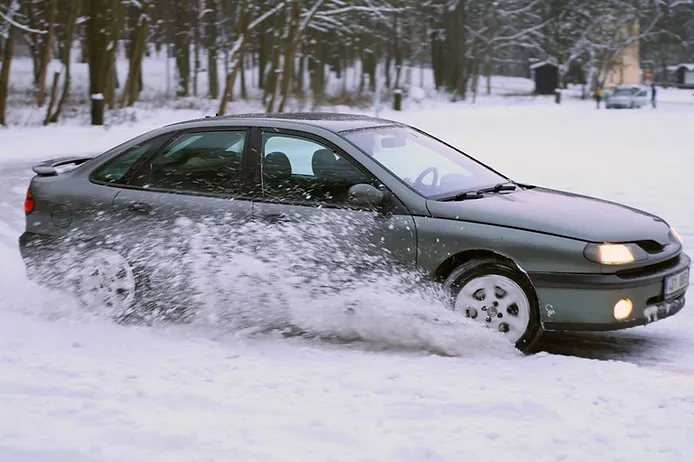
[[91, 133, 173, 184]]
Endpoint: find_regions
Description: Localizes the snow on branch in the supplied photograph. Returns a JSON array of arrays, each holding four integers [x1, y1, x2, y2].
[[298, 0, 328, 35], [0, 7, 47, 35], [245, 2, 284, 30]]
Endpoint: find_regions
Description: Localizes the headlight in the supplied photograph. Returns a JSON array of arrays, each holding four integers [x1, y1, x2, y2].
[[583, 243, 647, 265], [671, 228, 683, 244]]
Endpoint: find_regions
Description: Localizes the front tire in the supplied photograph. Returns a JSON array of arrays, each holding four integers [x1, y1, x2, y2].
[[443, 258, 542, 353]]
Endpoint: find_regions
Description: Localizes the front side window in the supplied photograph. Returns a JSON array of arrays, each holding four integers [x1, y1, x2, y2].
[[136, 130, 248, 195], [261, 132, 376, 205], [343, 126, 507, 199]]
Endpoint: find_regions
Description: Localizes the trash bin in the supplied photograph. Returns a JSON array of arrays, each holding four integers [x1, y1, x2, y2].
[[393, 88, 402, 111], [91, 93, 105, 126], [554, 88, 562, 104]]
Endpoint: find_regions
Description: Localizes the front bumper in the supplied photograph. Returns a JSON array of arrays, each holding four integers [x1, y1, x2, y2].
[[529, 252, 690, 332]]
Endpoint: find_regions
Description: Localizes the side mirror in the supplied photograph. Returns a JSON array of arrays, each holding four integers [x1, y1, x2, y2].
[[347, 184, 386, 207]]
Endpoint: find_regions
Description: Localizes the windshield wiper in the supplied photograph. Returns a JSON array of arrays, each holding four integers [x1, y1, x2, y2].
[[437, 182, 517, 202], [475, 182, 517, 194], [438, 191, 485, 202]]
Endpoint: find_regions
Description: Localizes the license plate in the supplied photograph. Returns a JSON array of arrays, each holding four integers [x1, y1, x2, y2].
[[665, 268, 690, 297]]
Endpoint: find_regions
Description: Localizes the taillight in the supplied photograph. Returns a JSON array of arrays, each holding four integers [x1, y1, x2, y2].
[[24, 188, 35, 214]]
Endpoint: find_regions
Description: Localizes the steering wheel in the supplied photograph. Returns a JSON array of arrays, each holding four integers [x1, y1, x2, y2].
[[413, 167, 439, 190]]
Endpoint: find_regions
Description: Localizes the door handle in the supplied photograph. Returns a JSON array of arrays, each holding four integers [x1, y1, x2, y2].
[[127, 202, 152, 215]]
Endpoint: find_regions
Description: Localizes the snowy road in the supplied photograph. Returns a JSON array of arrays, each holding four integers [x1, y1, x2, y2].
[[1, 98, 694, 461]]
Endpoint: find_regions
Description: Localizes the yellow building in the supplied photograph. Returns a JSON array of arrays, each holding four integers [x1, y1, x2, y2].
[[600, 19, 642, 88]]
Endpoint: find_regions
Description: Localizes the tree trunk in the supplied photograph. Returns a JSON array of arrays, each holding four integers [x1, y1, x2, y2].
[[217, 0, 250, 115], [105, 54, 117, 108], [37, 0, 59, 108], [295, 42, 305, 95], [193, 0, 200, 97], [310, 34, 326, 104], [258, 30, 266, 89], [85, 0, 111, 125], [103, 0, 122, 109], [121, 3, 149, 108], [240, 49, 247, 99], [46, 0, 80, 124], [484, 43, 493, 95], [43, 71, 61, 125], [0, 26, 15, 126], [276, 0, 301, 113], [206, 0, 219, 99], [174, 0, 191, 96], [263, 8, 285, 110]]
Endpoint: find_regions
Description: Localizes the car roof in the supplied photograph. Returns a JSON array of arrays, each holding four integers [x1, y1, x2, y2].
[[162, 112, 406, 134]]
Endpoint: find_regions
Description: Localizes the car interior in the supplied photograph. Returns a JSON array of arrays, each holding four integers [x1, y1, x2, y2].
[[262, 147, 373, 204], [146, 131, 246, 194]]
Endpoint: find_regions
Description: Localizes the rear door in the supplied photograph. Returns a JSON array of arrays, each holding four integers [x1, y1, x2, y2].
[[250, 127, 417, 276], [108, 128, 255, 286]]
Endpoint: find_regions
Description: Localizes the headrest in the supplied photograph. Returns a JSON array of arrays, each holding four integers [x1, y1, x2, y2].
[[264, 151, 292, 181], [312, 149, 337, 179]]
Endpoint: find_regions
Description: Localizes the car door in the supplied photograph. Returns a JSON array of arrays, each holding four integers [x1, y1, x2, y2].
[[251, 128, 418, 279], [108, 128, 255, 288]]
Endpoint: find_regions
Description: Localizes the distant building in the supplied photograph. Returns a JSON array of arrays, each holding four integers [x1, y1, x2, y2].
[[600, 20, 641, 88], [672, 64, 694, 87], [529, 60, 559, 95]]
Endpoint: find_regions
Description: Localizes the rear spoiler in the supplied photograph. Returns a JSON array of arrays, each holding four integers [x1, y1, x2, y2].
[[32, 156, 95, 176]]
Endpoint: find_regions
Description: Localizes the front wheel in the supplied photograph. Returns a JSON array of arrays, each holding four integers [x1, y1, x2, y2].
[[443, 258, 543, 353]]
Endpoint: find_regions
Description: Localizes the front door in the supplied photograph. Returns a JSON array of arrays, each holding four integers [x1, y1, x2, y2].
[[251, 129, 418, 288]]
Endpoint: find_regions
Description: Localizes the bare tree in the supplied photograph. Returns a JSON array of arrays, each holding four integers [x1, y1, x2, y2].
[[121, 0, 150, 107], [44, 0, 81, 124], [1, 0, 47, 125]]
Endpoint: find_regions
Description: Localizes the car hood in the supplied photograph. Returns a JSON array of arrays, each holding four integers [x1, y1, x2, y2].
[[426, 186, 672, 244]]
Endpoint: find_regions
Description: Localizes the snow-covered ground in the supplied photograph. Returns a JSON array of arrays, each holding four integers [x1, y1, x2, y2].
[[1, 95, 694, 461]]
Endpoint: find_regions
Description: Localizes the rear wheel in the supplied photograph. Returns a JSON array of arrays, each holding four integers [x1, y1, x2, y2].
[[443, 258, 542, 353], [73, 249, 149, 322]]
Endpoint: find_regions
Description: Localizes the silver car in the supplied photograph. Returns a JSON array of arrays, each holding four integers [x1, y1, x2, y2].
[[18, 113, 690, 353], [605, 86, 649, 109]]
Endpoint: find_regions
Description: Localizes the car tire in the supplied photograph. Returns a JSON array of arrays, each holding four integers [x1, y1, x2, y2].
[[71, 248, 153, 323], [443, 258, 543, 353]]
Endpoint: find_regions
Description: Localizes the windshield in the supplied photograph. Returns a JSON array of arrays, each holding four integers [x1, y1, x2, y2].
[[612, 89, 634, 96], [343, 125, 507, 198]]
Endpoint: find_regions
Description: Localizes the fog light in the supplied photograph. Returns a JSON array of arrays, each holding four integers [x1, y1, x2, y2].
[[613, 298, 633, 321]]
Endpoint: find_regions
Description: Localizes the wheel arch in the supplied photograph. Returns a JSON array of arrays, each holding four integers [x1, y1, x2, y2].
[[434, 249, 519, 280], [434, 249, 540, 305]]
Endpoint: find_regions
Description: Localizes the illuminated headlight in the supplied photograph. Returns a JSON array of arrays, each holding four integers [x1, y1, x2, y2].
[[671, 228, 683, 244], [583, 243, 647, 265]]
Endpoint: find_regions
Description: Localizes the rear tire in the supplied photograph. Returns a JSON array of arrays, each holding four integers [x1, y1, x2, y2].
[[443, 258, 543, 353], [72, 249, 149, 322]]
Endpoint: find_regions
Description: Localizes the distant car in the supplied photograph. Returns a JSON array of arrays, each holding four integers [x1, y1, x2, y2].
[[18, 113, 689, 353], [605, 85, 649, 108]]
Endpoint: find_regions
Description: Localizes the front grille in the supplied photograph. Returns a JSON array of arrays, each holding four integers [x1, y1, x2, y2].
[[616, 255, 681, 279]]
